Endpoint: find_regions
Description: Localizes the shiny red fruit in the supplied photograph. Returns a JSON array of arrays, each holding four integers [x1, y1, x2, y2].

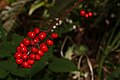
[[22, 61, 29, 68], [34, 28, 40, 34], [14, 52, 22, 59], [22, 53, 28, 60], [16, 46, 21, 52], [22, 38, 30, 46], [30, 40, 35, 46], [51, 33, 58, 38], [16, 59, 23, 64], [29, 54, 36, 60], [20, 43, 25, 47], [37, 50, 44, 56], [28, 31, 35, 38], [28, 65, 32, 68], [38, 32, 46, 40], [31, 47, 38, 53], [46, 39, 54, 46], [20, 46, 28, 53], [33, 37, 39, 43], [88, 12, 93, 17], [35, 55, 41, 60], [85, 13, 89, 18], [28, 59, 34, 65], [80, 10, 86, 16], [40, 43, 48, 52]]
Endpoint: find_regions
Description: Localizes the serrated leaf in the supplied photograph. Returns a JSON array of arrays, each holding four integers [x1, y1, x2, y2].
[[0, 68, 9, 79], [48, 58, 78, 72]]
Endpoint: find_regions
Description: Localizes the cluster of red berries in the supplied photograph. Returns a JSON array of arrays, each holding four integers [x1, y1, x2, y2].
[[14, 27, 58, 68], [80, 10, 93, 18]]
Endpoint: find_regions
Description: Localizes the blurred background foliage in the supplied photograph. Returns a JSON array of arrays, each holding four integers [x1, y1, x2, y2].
[[0, 0, 120, 80]]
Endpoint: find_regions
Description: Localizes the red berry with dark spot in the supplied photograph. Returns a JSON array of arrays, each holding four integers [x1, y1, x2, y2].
[[22, 53, 28, 60], [23, 38, 30, 46], [88, 12, 93, 17], [31, 47, 38, 53], [28, 31, 35, 38], [14, 52, 22, 59], [29, 54, 36, 60], [16, 59, 23, 64], [34, 28, 40, 34], [40, 43, 48, 52], [28, 59, 34, 65], [38, 32, 46, 40], [22, 61, 29, 68], [51, 33, 58, 38], [35, 55, 41, 60], [46, 39, 54, 46], [20, 46, 28, 53], [80, 10, 86, 16], [37, 50, 44, 56]]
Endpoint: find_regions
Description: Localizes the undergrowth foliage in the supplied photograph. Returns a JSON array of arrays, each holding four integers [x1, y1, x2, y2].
[[0, 0, 120, 80]]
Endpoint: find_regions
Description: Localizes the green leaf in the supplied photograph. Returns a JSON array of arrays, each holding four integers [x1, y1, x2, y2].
[[0, 57, 30, 77], [48, 58, 78, 72], [29, 1, 45, 15], [12, 33, 24, 47], [0, 68, 9, 79]]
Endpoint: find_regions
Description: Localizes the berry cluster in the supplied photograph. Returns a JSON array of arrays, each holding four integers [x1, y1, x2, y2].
[[14, 28, 58, 68], [80, 10, 93, 18]]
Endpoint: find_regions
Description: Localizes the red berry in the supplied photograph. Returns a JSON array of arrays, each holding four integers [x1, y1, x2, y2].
[[16, 46, 21, 52], [35, 55, 41, 60], [28, 65, 32, 68], [46, 39, 54, 46], [37, 50, 44, 56], [22, 38, 30, 46], [30, 40, 35, 46], [51, 33, 58, 38], [28, 59, 34, 65], [40, 43, 48, 52], [20, 46, 28, 53], [85, 13, 89, 18], [80, 10, 86, 16], [31, 47, 38, 53], [38, 32, 46, 40], [14, 52, 22, 59], [22, 61, 29, 68], [20, 43, 25, 47], [29, 54, 36, 60], [28, 31, 35, 38], [33, 37, 39, 43], [34, 28, 40, 34], [16, 59, 23, 64], [22, 53, 28, 60], [88, 12, 93, 17]]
